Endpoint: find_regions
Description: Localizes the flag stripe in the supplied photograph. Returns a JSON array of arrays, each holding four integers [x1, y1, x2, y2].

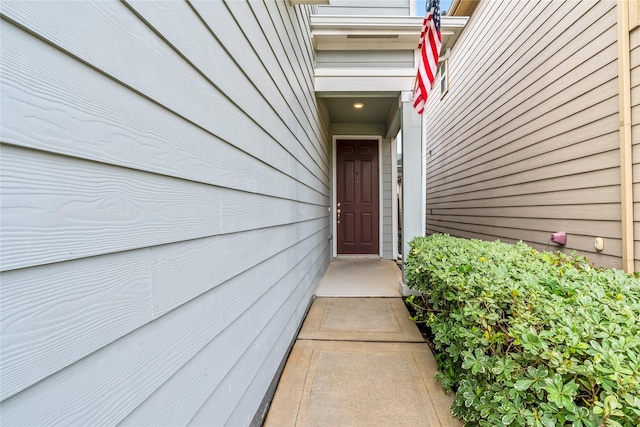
[[413, 0, 442, 115]]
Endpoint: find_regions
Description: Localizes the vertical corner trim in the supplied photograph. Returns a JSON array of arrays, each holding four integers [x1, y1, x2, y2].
[[617, 0, 635, 273]]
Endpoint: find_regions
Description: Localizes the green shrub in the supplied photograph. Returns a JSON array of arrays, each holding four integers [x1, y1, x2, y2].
[[406, 234, 640, 427]]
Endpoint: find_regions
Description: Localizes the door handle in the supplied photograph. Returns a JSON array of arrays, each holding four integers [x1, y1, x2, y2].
[[337, 203, 341, 224]]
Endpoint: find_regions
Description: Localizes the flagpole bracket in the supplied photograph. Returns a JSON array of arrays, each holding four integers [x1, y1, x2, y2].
[[438, 48, 451, 62], [438, 47, 451, 63], [401, 91, 415, 103]]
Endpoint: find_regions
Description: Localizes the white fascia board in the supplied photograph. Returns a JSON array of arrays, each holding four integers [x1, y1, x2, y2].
[[313, 30, 458, 51], [315, 68, 416, 77], [311, 15, 468, 51], [312, 15, 425, 31], [290, 0, 329, 4], [311, 15, 468, 31], [315, 74, 415, 92], [311, 15, 468, 33]]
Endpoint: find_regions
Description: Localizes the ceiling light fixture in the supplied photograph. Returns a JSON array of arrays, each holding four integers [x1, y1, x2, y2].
[[353, 102, 364, 109]]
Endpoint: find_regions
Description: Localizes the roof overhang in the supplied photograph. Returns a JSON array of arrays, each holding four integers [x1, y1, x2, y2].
[[449, 0, 480, 17], [311, 15, 468, 52], [312, 14, 469, 129]]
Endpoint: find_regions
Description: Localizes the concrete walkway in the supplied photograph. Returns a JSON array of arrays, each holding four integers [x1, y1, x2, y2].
[[313, 257, 402, 297], [264, 297, 462, 427]]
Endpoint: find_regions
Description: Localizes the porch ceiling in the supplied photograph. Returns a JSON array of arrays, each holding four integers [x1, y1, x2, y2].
[[323, 95, 397, 125]]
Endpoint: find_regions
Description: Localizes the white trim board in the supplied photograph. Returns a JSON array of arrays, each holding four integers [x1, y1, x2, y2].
[[421, 114, 427, 236], [391, 136, 399, 260]]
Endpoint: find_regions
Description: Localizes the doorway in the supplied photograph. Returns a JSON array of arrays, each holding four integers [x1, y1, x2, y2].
[[335, 139, 380, 255]]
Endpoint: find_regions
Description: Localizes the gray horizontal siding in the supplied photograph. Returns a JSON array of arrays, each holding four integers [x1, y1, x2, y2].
[[0, 0, 330, 424], [331, 123, 385, 136], [424, 0, 622, 269], [316, 50, 414, 69], [316, 0, 410, 16]]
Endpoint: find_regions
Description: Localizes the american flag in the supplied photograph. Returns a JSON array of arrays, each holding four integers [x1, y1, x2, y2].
[[413, 0, 442, 115]]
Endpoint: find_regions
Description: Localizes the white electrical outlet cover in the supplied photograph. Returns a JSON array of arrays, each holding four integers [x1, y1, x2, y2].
[[594, 237, 604, 251]]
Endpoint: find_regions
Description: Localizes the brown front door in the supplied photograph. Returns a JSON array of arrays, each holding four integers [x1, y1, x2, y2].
[[336, 139, 379, 254]]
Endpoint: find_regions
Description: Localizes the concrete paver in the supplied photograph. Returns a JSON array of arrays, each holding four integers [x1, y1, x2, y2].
[[265, 297, 462, 427], [298, 298, 424, 342]]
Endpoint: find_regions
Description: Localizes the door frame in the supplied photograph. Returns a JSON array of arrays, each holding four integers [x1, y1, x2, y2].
[[332, 135, 383, 258]]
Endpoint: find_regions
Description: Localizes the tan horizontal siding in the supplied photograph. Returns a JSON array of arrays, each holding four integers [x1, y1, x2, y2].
[[428, 169, 619, 204], [428, 215, 621, 240], [428, 150, 620, 198], [431, 204, 621, 222], [430, 186, 620, 209], [427, 112, 619, 192], [431, 0, 610, 160], [424, 0, 621, 269], [426, 224, 622, 270], [429, 49, 618, 178], [428, 219, 622, 257]]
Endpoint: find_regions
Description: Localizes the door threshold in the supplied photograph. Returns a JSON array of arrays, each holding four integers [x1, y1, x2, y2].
[[335, 254, 381, 259]]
